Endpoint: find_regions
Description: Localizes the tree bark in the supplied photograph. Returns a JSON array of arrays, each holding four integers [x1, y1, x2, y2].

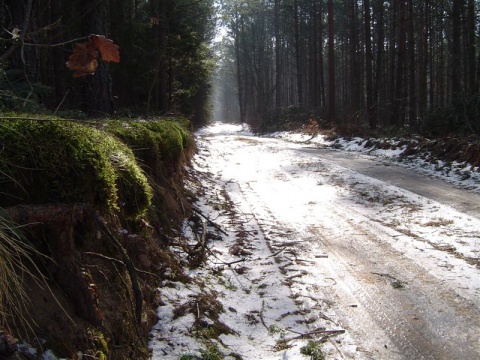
[[294, 0, 303, 106], [392, 0, 406, 126], [274, 0, 282, 108], [82, 0, 115, 114], [407, 0, 416, 127], [348, 0, 360, 114], [451, 0, 463, 100], [373, 0, 385, 124], [466, 0, 477, 95], [364, 0, 374, 129], [327, 0, 336, 123]]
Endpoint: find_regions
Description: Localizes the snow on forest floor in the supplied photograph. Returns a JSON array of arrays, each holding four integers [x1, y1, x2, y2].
[[149, 122, 480, 359]]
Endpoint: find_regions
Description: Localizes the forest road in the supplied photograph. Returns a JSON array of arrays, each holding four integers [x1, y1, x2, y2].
[[200, 127, 480, 359], [297, 147, 480, 219], [289, 146, 480, 359]]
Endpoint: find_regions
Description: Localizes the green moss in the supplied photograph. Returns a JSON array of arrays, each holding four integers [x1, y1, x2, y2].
[[88, 328, 109, 360], [141, 119, 191, 162], [111, 148, 152, 218], [300, 341, 325, 360], [0, 117, 152, 218], [104, 118, 191, 171], [103, 121, 163, 172]]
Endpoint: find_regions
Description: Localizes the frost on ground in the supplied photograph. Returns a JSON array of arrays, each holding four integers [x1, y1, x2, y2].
[[150, 123, 480, 359]]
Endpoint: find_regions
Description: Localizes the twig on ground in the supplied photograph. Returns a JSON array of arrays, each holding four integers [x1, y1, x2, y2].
[[284, 329, 345, 342], [213, 258, 247, 267], [371, 272, 397, 280], [268, 247, 286, 258], [83, 251, 158, 277], [259, 300, 269, 330], [192, 206, 228, 235]]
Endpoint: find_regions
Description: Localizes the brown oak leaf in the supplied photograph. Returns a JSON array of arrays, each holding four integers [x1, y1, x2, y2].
[[91, 35, 120, 63], [66, 41, 99, 77], [66, 35, 119, 78]]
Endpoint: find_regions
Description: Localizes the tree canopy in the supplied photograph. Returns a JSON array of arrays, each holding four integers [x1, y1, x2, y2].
[[0, 0, 216, 126]]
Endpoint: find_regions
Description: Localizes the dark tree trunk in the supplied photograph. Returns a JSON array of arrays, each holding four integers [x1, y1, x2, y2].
[[348, 0, 360, 114], [148, 0, 168, 113], [451, 0, 462, 100], [50, 0, 68, 106], [407, 0, 416, 127], [316, 0, 326, 110], [327, 0, 336, 123], [392, 0, 406, 126], [274, 0, 282, 108], [466, 0, 477, 95], [373, 0, 385, 126], [309, 0, 318, 109], [418, 0, 429, 119], [294, 0, 303, 106], [234, 13, 246, 123], [158, 0, 168, 112], [82, 0, 114, 114], [364, 0, 375, 129]]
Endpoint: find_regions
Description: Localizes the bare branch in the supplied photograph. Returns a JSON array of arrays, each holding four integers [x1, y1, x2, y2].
[[0, 0, 33, 62]]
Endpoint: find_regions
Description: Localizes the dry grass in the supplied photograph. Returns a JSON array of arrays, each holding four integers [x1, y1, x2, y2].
[[0, 211, 39, 332], [0, 212, 72, 330]]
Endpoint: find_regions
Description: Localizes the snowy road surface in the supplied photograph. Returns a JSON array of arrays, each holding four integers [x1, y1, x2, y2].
[[150, 123, 480, 359], [296, 147, 480, 218]]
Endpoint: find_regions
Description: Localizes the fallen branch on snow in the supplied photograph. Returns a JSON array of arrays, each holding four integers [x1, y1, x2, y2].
[[192, 205, 228, 235]]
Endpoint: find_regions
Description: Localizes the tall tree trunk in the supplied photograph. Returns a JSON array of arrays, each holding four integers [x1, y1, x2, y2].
[[51, 0, 68, 106], [418, 0, 429, 119], [364, 0, 374, 129], [318, 0, 326, 109], [348, 0, 360, 114], [235, 14, 246, 123], [373, 0, 384, 126], [294, 0, 303, 106], [274, 0, 282, 108], [148, 0, 168, 113], [158, 0, 168, 112], [392, 0, 406, 126], [407, 0, 416, 127], [307, 0, 318, 109], [387, 1, 397, 125], [327, 0, 336, 122], [82, 0, 114, 114], [466, 0, 477, 95], [451, 0, 462, 101]]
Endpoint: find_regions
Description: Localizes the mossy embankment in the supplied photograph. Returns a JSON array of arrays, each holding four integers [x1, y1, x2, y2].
[[0, 114, 195, 359]]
